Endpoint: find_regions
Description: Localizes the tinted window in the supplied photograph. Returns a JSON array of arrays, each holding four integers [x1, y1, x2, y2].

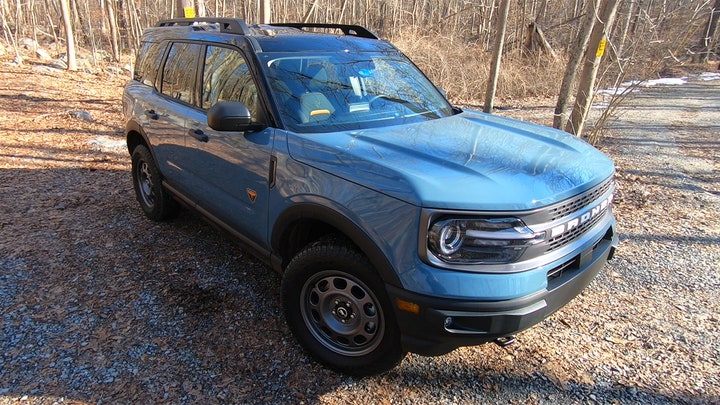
[[134, 41, 166, 87], [202, 46, 260, 121], [161, 42, 202, 105]]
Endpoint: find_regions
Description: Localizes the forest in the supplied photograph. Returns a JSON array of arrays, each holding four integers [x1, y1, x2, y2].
[[1, 0, 719, 137]]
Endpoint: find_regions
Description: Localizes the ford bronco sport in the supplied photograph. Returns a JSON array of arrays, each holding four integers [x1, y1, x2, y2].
[[123, 18, 618, 376]]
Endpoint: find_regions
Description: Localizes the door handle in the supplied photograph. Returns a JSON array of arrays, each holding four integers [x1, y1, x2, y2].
[[189, 129, 209, 142], [145, 109, 159, 120]]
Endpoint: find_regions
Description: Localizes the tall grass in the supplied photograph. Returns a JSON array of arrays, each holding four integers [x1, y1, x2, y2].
[[393, 30, 566, 105]]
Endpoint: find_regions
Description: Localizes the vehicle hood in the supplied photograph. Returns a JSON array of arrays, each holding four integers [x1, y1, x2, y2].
[[286, 110, 615, 210]]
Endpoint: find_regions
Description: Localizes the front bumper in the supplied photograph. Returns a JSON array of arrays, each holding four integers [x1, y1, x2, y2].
[[387, 227, 617, 356]]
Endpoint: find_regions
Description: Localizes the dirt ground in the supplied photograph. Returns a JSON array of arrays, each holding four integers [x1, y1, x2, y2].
[[1, 55, 719, 404]]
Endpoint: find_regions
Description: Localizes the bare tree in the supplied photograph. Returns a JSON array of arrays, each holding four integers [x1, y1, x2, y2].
[[59, 0, 77, 70], [302, 0, 319, 23], [106, 0, 119, 61], [553, 0, 600, 129], [483, 0, 511, 113], [197, 0, 207, 17], [696, 0, 720, 63], [565, 0, 621, 137], [1, 0, 22, 63], [177, 0, 195, 17], [258, 0, 270, 23]]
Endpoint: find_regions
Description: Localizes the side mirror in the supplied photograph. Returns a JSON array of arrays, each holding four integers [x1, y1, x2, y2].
[[207, 102, 266, 132]]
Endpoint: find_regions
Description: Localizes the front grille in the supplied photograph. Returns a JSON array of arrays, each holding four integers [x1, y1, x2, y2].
[[546, 209, 607, 252], [548, 178, 613, 221], [543, 178, 614, 253]]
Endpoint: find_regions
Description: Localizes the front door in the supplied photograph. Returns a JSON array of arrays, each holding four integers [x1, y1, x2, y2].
[[182, 45, 274, 250]]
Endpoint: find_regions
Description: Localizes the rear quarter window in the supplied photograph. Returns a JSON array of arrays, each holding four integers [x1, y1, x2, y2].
[[161, 42, 202, 105], [133, 41, 166, 87]]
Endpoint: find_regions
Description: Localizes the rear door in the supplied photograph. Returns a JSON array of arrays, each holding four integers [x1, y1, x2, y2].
[[141, 41, 203, 188]]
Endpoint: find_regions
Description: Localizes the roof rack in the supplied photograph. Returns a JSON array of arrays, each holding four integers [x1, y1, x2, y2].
[[157, 18, 251, 35], [269, 23, 378, 39]]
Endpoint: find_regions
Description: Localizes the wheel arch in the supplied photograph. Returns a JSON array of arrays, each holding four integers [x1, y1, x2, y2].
[[271, 203, 402, 287], [125, 119, 151, 157]]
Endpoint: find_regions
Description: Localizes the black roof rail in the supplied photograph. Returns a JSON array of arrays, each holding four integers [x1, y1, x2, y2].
[[269, 23, 378, 39], [157, 18, 251, 35]]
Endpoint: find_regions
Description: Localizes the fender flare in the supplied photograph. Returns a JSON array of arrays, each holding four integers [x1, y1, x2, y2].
[[271, 201, 402, 287], [125, 119, 151, 155]]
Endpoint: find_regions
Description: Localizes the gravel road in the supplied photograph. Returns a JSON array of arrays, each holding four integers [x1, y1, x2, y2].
[[1, 63, 718, 404]]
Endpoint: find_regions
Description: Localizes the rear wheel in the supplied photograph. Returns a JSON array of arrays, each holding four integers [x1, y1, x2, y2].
[[282, 237, 405, 376], [131, 145, 177, 221]]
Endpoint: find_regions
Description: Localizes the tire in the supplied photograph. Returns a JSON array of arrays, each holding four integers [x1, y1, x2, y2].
[[131, 145, 177, 221], [281, 236, 405, 376]]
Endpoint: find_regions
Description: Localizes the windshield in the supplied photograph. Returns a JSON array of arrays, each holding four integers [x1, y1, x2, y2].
[[260, 52, 456, 133]]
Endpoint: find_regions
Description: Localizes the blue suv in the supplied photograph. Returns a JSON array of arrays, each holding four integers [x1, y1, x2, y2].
[[123, 18, 618, 376]]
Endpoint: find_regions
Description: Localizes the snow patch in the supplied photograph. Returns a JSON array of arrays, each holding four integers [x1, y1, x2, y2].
[[622, 77, 688, 87], [596, 87, 631, 96], [699, 72, 720, 81]]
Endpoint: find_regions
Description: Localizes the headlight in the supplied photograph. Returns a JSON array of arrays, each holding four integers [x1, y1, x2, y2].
[[428, 217, 545, 264]]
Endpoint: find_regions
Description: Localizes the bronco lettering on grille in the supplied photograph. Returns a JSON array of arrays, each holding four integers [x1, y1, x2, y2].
[[549, 194, 613, 239]]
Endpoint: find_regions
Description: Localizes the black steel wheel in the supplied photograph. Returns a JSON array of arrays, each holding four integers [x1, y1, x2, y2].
[[282, 237, 405, 376], [131, 145, 176, 221]]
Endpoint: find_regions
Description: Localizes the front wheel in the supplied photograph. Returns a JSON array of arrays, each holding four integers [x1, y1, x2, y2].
[[281, 237, 405, 376]]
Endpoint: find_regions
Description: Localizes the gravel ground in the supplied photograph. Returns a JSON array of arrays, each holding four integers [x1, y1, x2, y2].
[[1, 58, 719, 404]]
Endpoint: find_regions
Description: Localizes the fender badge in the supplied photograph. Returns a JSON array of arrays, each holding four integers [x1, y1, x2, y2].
[[246, 189, 257, 203]]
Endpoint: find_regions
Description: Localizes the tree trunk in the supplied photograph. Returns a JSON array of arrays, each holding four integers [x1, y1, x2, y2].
[[483, 0, 511, 113], [302, 0, 318, 23], [258, 0, 271, 23], [106, 0, 119, 61], [177, 0, 194, 18], [614, 0, 636, 60], [523, 22, 557, 59], [82, 0, 98, 66], [553, 0, 599, 129], [59, 0, 77, 70], [565, 0, 621, 137], [697, 0, 720, 63], [124, 0, 142, 50], [196, 0, 207, 17], [1, 0, 23, 64]]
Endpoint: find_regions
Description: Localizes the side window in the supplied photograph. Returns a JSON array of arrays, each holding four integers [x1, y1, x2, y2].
[[161, 42, 202, 105], [133, 41, 166, 87], [202, 46, 261, 121]]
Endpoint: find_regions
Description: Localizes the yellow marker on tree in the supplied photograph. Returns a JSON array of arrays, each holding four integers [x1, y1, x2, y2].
[[184, 7, 195, 18], [596, 38, 607, 57]]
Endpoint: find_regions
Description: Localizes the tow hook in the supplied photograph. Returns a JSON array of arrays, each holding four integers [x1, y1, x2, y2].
[[494, 336, 516, 347]]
